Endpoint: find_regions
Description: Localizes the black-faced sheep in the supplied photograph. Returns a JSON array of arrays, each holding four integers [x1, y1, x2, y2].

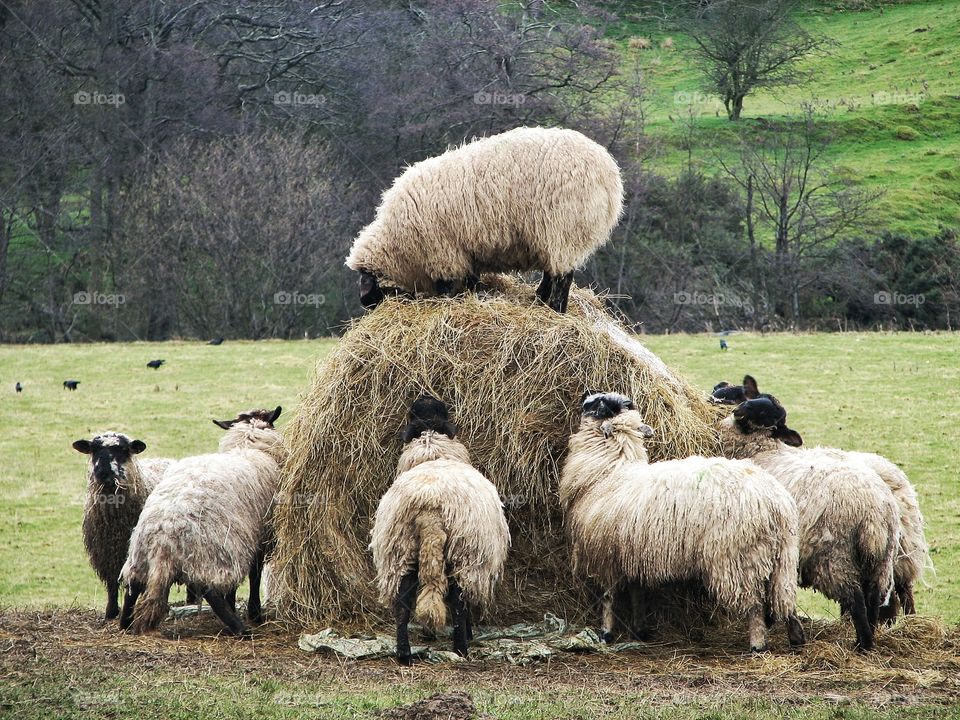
[[119, 406, 285, 638], [370, 396, 511, 664], [712, 375, 930, 621], [719, 397, 900, 651], [560, 392, 805, 652], [72, 432, 173, 620], [345, 126, 624, 313]]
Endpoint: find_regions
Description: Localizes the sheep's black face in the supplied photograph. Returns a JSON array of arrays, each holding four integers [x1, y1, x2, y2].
[[733, 397, 803, 447], [73, 434, 147, 486], [711, 375, 760, 404], [581, 391, 634, 420], [358, 271, 385, 309], [402, 395, 457, 442]]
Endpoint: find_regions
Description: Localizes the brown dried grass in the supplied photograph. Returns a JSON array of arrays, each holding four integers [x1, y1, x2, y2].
[[269, 277, 725, 629]]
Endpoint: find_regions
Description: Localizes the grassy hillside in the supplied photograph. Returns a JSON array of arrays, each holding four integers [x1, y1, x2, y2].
[[1, 333, 958, 621], [611, 0, 960, 236]]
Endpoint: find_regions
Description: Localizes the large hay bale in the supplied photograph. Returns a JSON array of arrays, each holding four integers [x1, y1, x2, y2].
[[271, 278, 724, 628]]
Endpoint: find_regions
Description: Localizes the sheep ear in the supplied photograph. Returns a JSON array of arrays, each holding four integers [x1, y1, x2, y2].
[[441, 421, 457, 440], [212, 419, 234, 430], [743, 375, 760, 399], [713, 381, 730, 391], [269, 406, 282, 423], [73, 440, 92, 454], [775, 426, 803, 447], [130, 440, 147, 454]]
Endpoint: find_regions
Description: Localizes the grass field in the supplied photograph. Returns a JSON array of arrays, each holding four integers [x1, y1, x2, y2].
[[2, 332, 958, 718], [611, 0, 960, 236]]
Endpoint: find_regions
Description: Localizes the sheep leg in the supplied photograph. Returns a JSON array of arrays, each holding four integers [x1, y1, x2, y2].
[[186, 584, 201, 606], [464, 274, 481, 292], [105, 578, 120, 620], [226, 588, 237, 614], [747, 604, 768, 653], [535, 273, 553, 304], [848, 588, 874, 652], [448, 579, 469, 658], [204, 589, 250, 639], [864, 579, 883, 630], [898, 582, 915, 616], [547, 271, 574, 313], [627, 582, 652, 641], [785, 612, 805, 648], [119, 581, 144, 631], [395, 570, 418, 666], [247, 551, 264, 624], [599, 588, 616, 643], [878, 592, 901, 625]]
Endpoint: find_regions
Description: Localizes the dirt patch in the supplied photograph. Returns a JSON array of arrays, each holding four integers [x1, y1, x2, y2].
[[379, 692, 480, 720], [2, 609, 959, 710]]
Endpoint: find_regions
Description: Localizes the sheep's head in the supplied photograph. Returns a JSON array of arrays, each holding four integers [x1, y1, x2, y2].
[[213, 406, 282, 430], [72, 432, 146, 488], [732, 397, 803, 447], [580, 391, 654, 439], [401, 395, 457, 442], [358, 270, 410, 309], [711, 375, 759, 404]]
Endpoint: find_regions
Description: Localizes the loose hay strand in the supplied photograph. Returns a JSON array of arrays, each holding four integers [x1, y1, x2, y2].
[[270, 277, 726, 628]]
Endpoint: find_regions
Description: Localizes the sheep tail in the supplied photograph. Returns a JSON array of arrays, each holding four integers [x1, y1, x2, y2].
[[412, 510, 448, 632], [768, 531, 800, 621], [859, 512, 898, 605], [131, 546, 174, 633]]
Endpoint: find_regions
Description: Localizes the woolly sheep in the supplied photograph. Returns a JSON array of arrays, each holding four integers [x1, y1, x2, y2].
[[712, 375, 930, 620], [119, 406, 285, 638], [370, 396, 511, 664], [719, 397, 900, 651], [345, 126, 624, 313], [560, 392, 805, 652], [72, 432, 174, 620]]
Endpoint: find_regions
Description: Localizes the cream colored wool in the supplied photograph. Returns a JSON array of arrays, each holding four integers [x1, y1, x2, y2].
[[345, 126, 623, 292], [561, 410, 801, 624], [371, 431, 510, 631], [121, 421, 286, 632], [718, 418, 899, 608], [817, 448, 931, 600]]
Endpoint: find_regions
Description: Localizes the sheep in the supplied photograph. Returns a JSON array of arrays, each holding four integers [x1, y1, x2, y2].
[[560, 391, 805, 652], [119, 406, 285, 638], [712, 375, 930, 621], [370, 396, 510, 664], [345, 126, 623, 313], [72, 432, 174, 620], [718, 396, 900, 651]]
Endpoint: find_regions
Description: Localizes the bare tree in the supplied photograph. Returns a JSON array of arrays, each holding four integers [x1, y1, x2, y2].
[[678, 0, 827, 120], [717, 108, 881, 323]]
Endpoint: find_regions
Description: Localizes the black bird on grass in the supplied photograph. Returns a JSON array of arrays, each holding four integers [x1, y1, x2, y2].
[[15, 382, 22, 393], [720, 338, 728, 351], [207, 337, 224, 346], [63, 380, 80, 391], [146, 359, 165, 369]]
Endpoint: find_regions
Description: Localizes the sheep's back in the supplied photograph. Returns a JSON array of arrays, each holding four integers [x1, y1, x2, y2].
[[127, 451, 279, 589], [346, 127, 623, 289]]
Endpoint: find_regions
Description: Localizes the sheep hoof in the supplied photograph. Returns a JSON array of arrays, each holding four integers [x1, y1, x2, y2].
[[750, 644, 768, 654], [397, 653, 413, 666], [105, 608, 119, 621], [599, 630, 614, 644]]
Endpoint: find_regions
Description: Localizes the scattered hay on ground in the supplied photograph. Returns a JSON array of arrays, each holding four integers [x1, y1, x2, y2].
[[270, 277, 725, 628]]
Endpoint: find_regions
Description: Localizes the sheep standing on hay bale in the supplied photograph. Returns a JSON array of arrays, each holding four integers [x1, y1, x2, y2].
[[371, 396, 510, 664], [560, 392, 805, 652], [270, 280, 724, 628], [72, 432, 179, 620], [345, 126, 623, 313], [120, 407, 286, 638], [719, 397, 900, 651], [712, 375, 931, 622]]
